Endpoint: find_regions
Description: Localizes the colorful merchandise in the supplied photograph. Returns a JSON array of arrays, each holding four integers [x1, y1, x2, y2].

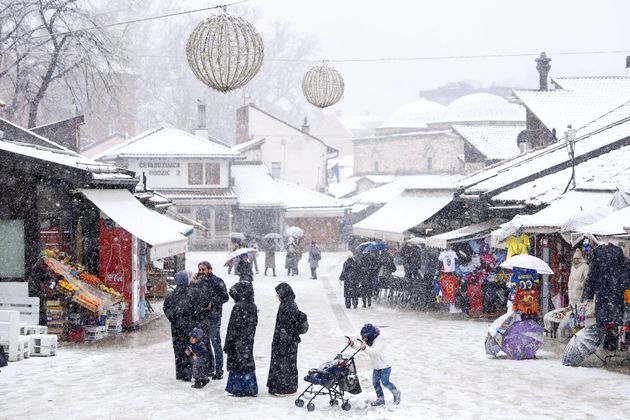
[[513, 288, 540, 317], [438, 250, 458, 273], [509, 267, 538, 290], [439, 273, 459, 304], [506, 234, 530, 259]]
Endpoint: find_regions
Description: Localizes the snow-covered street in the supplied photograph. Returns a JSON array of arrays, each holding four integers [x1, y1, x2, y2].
[[2, 252, 629, 419]]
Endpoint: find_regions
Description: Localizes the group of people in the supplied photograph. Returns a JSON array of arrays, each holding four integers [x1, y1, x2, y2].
[[338, 250, 396, 309], [164, 261, 310, 396]]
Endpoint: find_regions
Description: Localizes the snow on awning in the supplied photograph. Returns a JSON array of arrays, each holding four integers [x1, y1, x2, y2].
[[79, 189, 189, 261], [426, 220, 501, 249], [352, 194, 452, 242], [579, 205, 630, 237]]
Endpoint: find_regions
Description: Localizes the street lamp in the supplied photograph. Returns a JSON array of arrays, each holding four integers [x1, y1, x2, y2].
[[565, 124, 577, 190]]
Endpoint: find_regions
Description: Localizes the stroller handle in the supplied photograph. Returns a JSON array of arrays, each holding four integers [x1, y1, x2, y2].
[[340, 336, 365, 358]]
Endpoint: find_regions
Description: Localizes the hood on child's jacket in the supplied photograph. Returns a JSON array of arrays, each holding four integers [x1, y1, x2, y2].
[[361, 323, 380, 346], [189, 327, 204, 340]]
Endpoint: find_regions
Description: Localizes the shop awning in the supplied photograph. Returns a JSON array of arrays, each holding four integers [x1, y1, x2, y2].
[[352, 194, 453, 242], [426, 220, 501, 249], [579, 205, 630, 237], [79, 188, 189, 260]]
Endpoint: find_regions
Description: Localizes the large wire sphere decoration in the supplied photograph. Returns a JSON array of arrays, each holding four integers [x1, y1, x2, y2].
[[186, 13, 264, 92], [302, 64, 345, 108]]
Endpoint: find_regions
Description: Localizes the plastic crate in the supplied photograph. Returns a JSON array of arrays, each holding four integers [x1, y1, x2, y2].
[[85, 325, 108, 341], [29, 334, 57, 357]]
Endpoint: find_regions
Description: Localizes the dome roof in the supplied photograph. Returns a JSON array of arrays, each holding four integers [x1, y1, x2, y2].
[[439, 93, 524, 123], [382, 99, 446, 128]]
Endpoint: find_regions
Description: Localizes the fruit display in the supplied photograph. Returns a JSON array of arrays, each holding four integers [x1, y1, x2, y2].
[[56, 279, 77, 297], [80, 272, 100, 286], [74, 292, 100, 314], [98, 284, 123, 301]]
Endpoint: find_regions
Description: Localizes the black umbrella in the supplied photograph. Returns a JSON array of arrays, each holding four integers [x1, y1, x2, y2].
[[562, 325, 606, 367]]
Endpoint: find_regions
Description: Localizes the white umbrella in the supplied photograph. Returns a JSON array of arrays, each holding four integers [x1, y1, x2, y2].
[[285, 226, 304, 237], [225, 247, 256, 264], [229, 232, 246, 240], [263, 233, 282, 239], [499, 254, 554, 274]]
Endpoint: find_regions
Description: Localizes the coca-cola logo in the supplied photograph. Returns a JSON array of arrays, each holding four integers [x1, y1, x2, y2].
[[105, 273, 123, 283]]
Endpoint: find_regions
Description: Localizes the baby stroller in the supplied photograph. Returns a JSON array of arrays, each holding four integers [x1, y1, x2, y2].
[[295, 339, 362, 412]]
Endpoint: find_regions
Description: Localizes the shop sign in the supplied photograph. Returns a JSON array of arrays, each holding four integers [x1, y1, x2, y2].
[[138, 161, 181, 176]]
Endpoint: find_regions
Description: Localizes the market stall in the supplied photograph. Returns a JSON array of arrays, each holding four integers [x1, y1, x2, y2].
[[40, 250, 125, 342]]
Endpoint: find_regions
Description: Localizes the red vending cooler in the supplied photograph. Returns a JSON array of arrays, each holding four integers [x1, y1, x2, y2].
[[99, 219, 139, 328]]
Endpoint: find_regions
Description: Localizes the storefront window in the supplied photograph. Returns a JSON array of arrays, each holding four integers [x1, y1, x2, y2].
[[205, 163, 221, 185], [0, 220, 25, 278], [215, 208, 230, 234], [188, 163, 203, 185]]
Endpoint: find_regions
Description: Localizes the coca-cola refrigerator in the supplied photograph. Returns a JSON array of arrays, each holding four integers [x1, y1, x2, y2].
[[99, 219, 143, 328]]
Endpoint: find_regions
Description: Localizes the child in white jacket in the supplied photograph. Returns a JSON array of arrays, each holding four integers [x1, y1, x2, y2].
[[348, 323, 401, 406]]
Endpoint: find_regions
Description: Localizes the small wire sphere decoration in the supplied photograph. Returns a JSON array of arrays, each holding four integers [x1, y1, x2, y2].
[[302, 63, 345, 108], [186, 12, 264, 92]]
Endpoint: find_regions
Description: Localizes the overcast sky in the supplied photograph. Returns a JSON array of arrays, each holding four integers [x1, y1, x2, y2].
[[250, 0, 630, 118]]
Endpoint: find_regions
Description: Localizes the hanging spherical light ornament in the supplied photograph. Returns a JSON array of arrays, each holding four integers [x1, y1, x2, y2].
[[186, 11, 264, 92], [302, 63, 344, 108]]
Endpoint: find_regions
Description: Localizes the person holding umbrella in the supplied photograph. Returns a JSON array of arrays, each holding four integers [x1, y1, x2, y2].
[[308, 241, 322, 279], [237, 253, 254, 282], [285, 237, 298, 276], [339, 251, 360, 309]]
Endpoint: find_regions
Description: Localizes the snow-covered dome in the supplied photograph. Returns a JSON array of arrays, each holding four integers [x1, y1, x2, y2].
[[439, 93, 524, 123], [382, 99, 446, 128]]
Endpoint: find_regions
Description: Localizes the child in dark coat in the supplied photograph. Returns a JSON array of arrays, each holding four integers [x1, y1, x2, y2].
[[186, 327, 210, 388]]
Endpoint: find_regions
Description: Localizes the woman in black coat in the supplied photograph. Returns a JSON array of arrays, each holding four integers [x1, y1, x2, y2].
[[224, 281, 258, 396], [163, 271, 200, 381], [267, 282, 307, 395], [339, 251, 360, 309], [237, 254, 254, 282]]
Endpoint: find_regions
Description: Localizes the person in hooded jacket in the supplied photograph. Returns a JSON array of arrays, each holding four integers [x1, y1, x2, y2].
[[339, 251, 360, 309], [163, 271, 200, 381], [224, 281, 258, 397], [237, 253, 254, 282], [267, 282, 308, 395], [348, 323, 401, 406]]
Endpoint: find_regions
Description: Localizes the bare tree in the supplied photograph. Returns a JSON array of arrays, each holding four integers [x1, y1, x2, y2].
[[0, 0, 126, 127]]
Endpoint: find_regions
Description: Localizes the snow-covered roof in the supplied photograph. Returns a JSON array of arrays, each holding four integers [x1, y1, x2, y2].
[[231, 164, 284, 209], [274, 179, 346, 217], [426, 219, 502, 249], [348, 174, 461, 205], [460, 101, 630, 198], [513, 76, 630, 134], [352, 193, 454, 242], [578, 205, 630, 236], [493, 139, 630, 206], [233, 137, 265, 153], [382, 99, 445, 128], [338, 114, 384, 132], [452, 124, 524, 160], [94, 126, 243, 160], [0, 139, 134, 182], [436, 93, 525, 123]]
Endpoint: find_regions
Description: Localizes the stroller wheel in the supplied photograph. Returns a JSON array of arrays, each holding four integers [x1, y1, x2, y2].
[[342, 401, 351, 411], [329, 399, 339, 406], [307, 403, 315, 412], [295, 398, 304, 407]]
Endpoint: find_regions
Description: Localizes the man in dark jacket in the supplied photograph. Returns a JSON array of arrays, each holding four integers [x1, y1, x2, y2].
[[339, 251, 360, 309], [163, 271, 201, 381], [192, 261, 229, 380]]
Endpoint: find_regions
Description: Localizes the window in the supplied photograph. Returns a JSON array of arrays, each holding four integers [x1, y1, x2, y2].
[[205, 163, 220, 185], [271, 162, 282, 178], [188, 163, 203, 185], [0, 220, 25, 278], [427, 157, 433, 170], [215, 208, 230, 234], [188, 162, 221, 185]]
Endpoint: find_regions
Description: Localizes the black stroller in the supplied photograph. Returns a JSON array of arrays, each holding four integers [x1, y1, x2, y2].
[[295, 340, 363, 412]]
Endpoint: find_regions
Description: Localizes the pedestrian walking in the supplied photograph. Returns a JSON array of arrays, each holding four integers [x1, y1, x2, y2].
[[237, 253, 254, 282], [224, 281, 258, 397], [186, 327, 210, 389], [249, 238, 260, 274], [347, 323, 401, 406], [264, 239, 277, 277], [339, 251, 360, 309], [163, 271, 201, 381], [308, 241, 322, 279], [267, 282, 309, 395], [285, 237, 298, 276], [360, 251, 380, 307], [191, 261, 229, 380]]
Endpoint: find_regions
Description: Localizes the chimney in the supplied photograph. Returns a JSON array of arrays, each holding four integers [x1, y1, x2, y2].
[[535, 52, 552, 91], [301, 117, 310, 135], [235, 105, 250, 144], [194, 100, 208, 139]]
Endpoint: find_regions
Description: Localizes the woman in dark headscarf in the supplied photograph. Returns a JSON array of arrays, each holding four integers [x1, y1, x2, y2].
[[224, 281, 258, 396], [267, 282, 308, 395]]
